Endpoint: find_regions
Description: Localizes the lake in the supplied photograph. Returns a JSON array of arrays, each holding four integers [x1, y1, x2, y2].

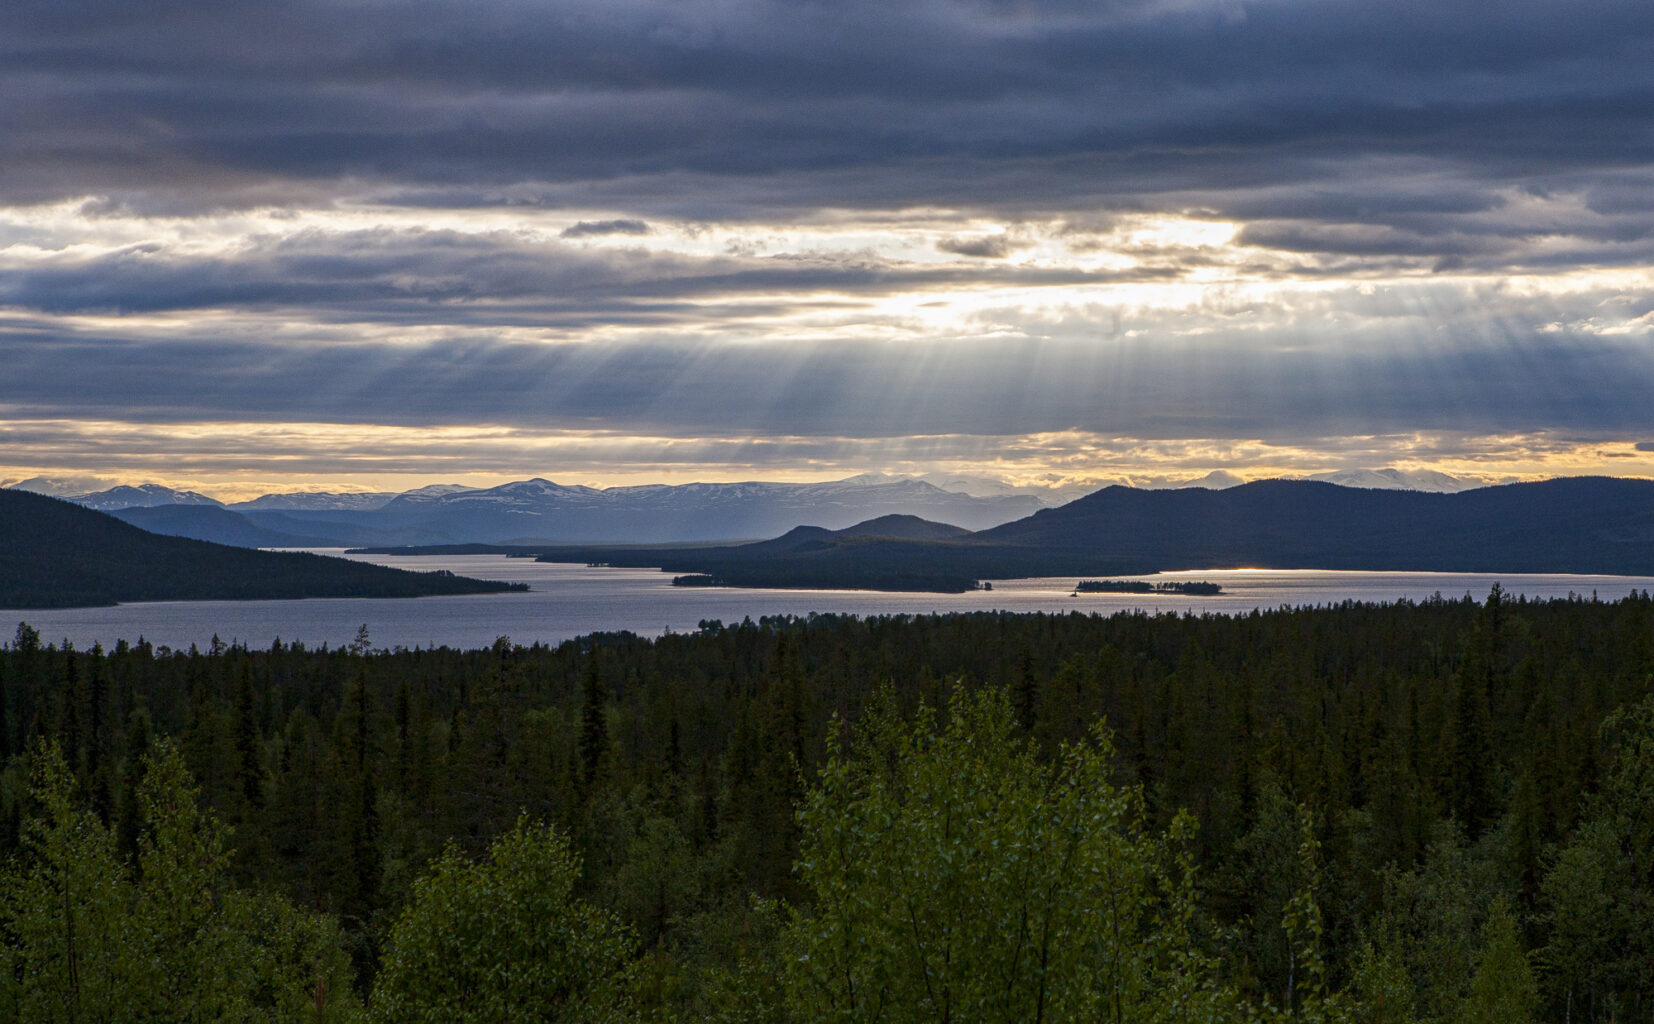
[[5, 550, 1652, 652]]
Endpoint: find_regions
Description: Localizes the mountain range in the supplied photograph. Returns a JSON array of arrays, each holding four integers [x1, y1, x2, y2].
[[39, 476, 1047, 547], [502, 477, 1654, 591], [68, 483, 226, 511], [10, 476, 1654, 602], [9, 468, 1498, 549]]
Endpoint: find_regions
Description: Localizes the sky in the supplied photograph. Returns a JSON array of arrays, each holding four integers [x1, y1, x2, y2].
[[4, 0, 1654, 501]]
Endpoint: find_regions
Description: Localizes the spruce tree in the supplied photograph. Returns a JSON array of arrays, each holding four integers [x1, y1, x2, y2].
[[580, 656, 608, 788], [233, 664, 264, 811]]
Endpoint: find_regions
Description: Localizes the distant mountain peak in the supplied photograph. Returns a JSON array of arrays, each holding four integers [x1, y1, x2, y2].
[[68, 483, 225, 511], [1303, 468, 1480, 493], [3, 475, 117, 497], [837, 472, 906, 486], [835, 514, 971, 540], [231, 490, 403, 511]]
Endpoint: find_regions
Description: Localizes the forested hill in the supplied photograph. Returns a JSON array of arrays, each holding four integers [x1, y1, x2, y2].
[[975, 476, 1654, 572], [0, 489, 525, 608], [512, 477, 1654, 590]]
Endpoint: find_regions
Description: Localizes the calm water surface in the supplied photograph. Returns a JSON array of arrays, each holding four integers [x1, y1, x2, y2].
[[6, 550, 1652, 651]]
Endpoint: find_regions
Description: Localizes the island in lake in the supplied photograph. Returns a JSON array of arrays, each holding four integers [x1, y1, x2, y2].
[[670, 574, 720, 587], [1075, 579, 1223, 595]]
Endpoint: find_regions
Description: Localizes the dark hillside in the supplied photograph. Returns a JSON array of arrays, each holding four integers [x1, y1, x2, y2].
[[111, 504, 336, 548], [0, 489, 524, 608], [976, 477, 1654, 572], [835, 514, 971, 540]]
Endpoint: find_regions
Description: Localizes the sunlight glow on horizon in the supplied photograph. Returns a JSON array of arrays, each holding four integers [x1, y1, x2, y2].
[[4, 414, 1652, 502], [6, 191, 1654, 493]]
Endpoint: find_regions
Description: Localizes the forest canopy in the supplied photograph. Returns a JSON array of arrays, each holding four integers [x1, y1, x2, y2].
[[1, 588, 1651, 1021]]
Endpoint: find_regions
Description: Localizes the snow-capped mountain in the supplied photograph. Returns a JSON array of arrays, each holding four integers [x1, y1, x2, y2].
[[229, 485, 475, 511], [67, 484, 225, 511], [231, 491, 401, 512], [363, 475, 1046, 542], [2, 475, 116, 497], [916, 473, 1051, 500], [1304, 468, 1481, 492], [839, 472, 1085, 505], [23, 469, 1493, 549], [1145, 470, 1248, 490]]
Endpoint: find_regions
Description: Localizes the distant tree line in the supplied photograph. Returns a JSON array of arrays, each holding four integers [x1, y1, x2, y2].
[[1076, 579, 1223, 595], [1, 588, 1652, 1020]]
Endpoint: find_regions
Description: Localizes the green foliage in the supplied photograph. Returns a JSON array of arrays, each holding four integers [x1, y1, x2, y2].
[[784, 686, 1245, 1024], [0, 743, 133, 1022], [1364, 823, 1504, 1024], [1458, 900, 1536, 1024], [1347, 942, 1415, 1024], [369, 814, 636, 1023], [1281, 808, 1336, 1023], [1536, 694, 1654, 1021], [0, 740, 362, 1023]]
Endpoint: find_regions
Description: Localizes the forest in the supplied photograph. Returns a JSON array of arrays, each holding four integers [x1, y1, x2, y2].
[[1, 586, 1651, 1022]]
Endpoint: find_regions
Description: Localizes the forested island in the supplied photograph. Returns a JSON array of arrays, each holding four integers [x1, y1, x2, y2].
[[671, 574, 720, 587], [1076, 578, 1224, 595], [0, 489, 524, 608], [1, 588, 1651, 1020]]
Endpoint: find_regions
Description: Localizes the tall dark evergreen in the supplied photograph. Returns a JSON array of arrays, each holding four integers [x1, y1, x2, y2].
[[580, 656, 608, 788], [0, 658, 10, 763], [115, 709, 152, 865], [59, 646, 81, 773], [1447, 622, 1497, 837], [233, 664, 264, 810], [86, 654, 112, 824], [1013, 643, 1038, 732]]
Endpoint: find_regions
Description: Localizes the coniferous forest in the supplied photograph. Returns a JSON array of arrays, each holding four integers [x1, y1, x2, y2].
[[1, 588, 1652, 1022]]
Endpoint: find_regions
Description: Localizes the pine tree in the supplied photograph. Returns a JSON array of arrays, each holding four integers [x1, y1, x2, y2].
[[0, 658, 11, 762], [233, 664, 264, 811], [1013, 643, 1038, 732], [114, 710, 151, 865], [580, 656, 608, 788], [59, 649, 81, 772], [1447, 629, 1495, 837]]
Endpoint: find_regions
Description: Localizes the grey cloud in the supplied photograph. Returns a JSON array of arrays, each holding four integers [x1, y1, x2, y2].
[[1235, 222, 1511, 259], [0, 228, 1172, 322], [561, 219, 651, 238], [2, 0, 1652, 248], [937, 234, 1025, 259]]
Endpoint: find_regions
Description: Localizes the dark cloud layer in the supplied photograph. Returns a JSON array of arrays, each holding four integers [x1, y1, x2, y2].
[[0, 228, 1171, 323], [561, 220, 651, 239], [4, 0, 1653, 236]]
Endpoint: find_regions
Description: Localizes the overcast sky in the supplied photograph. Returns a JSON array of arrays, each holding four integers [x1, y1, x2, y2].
[[4, 0, 1654, 498]]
